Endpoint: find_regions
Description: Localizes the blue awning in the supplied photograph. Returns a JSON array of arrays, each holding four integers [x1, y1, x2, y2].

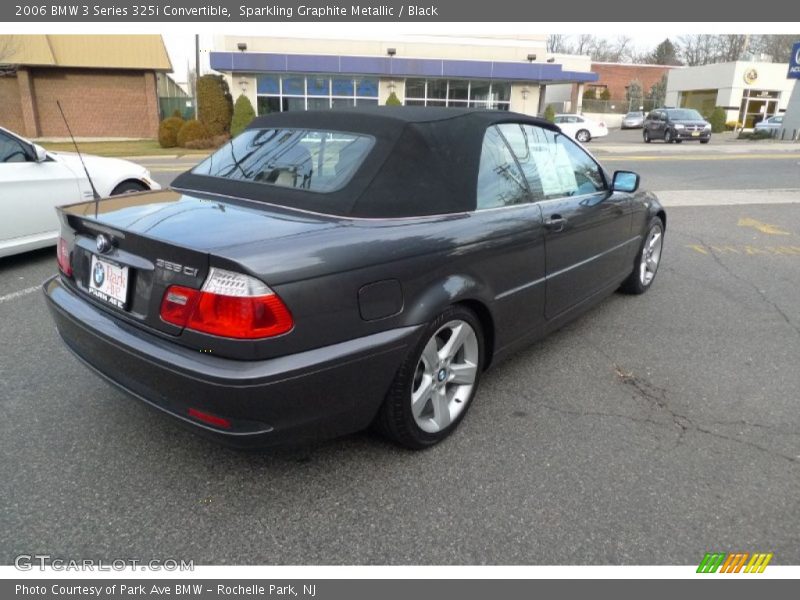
[[210, 51, 598, 83]]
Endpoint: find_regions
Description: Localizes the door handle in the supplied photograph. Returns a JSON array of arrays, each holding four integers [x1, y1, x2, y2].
[[544, 215, 568, 232]]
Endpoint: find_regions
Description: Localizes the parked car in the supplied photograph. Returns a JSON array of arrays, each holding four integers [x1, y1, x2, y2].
[[754, 115, 783, 132], [553, 114, 608, 143], [643, 108, 711, 144], [0, 126, 160, 258], [621, 111, 645, 129], [44, 108, 666, 449]]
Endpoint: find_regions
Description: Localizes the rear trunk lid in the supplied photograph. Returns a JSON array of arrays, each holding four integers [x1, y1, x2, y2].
[[58, 189, 338, 336]]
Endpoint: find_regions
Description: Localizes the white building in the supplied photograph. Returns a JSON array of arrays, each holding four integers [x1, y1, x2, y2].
[[209, 34, 596, 117], [665, 61, 795, 129]]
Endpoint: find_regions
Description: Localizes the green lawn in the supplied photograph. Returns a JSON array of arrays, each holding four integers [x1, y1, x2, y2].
[[40, 139, 210, 158]]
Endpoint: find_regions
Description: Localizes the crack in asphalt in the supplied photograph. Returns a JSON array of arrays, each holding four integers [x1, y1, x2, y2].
[[673, 230, 800, 338], [529, 333, 800, 465]]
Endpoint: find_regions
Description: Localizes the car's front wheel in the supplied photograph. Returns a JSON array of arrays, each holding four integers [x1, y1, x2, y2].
[[111, 180, 149, 195], [575, 129, 591, 143], [376, 305, 484, 449], [664, 129, 674, 143], [620, 217, 664, 295], [643, 130, 651, 143]]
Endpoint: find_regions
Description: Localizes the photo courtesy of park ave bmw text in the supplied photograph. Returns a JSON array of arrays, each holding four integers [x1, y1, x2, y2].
[[0, 0, 799, 596]]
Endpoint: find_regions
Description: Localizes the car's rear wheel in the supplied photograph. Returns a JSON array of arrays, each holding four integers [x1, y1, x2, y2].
[[376, 306, 483, 449], [664, 129, 674, 143], [643, 130, 651, 143], [620, 217, 664, 295], [576, 129, 591, 143], [111, 180, 149, 195]]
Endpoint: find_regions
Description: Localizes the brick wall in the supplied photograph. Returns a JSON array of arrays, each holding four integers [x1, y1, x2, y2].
[[589, 63, 678, 100], [0, 75, 25, 134], [26, 67, 159, 138]]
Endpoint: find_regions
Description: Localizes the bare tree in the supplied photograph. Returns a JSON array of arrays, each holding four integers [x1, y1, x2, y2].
[[547, 34, 572, 54], [752, 34, 800, 62], [574, 34, 594, 56], [715, 34, 749, 62], [678, 34, 721, 66]]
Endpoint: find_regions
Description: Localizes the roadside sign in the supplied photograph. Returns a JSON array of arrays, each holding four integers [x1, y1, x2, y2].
[[788, 42, 800, 78]]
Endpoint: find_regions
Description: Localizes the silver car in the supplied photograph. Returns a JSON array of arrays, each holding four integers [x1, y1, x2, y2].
[[754, 115, 783, 132], [621, 111, 645, 129]]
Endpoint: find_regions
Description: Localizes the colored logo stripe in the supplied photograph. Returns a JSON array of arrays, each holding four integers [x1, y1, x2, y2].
[[697, 552, 773, 573], [744, 553, 773, 573]]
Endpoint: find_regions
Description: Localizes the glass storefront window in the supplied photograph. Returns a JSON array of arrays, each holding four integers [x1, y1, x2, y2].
[[257, 75, 280, 95], [256, 73, 379, 114], [307, 77, 330, 96], [356, 77, 378, 97], [403, 78, 511, 110], [332, 77, 355, 96], [405, 79, 426, 98], [427, 80, 447, 100], [282, 77, 305, 96]]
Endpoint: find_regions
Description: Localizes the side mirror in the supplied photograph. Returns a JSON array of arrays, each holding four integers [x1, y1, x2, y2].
[[612, 171, 640, 193], [32, 144, 48, 163]]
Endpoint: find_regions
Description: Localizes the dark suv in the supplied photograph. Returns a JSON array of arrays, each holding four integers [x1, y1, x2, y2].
[[643, 108, 711, 144]]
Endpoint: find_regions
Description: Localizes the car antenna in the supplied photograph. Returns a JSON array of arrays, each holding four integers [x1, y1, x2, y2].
[[56, 100, 101, 202]]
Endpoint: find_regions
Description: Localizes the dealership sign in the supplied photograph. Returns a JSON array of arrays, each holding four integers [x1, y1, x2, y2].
[[788, 42, 800, 78]]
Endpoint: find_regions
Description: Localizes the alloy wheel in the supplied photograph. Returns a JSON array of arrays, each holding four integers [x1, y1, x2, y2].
[[639, 224, 663, 286], [410, 319, 479, 434]]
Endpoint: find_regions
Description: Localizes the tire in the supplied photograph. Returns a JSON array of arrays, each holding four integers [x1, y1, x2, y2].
[[643, 130, 651, 143], [700, 139, 710, 144], [375, 305, 484, 449], [575, 129, 591, 143], [674, 139, 683, 144], [664, 129, 674, 143], [620, 217, 665, 295], [111, 180, 148, 195]]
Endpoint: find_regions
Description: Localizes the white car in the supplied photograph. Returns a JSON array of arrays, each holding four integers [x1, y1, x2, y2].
[[0, 126, 160, 258], [553, 114, 609, 143]]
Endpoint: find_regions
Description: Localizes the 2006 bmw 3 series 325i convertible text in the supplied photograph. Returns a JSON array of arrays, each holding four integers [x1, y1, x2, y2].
[[44, 107, 666, 449]]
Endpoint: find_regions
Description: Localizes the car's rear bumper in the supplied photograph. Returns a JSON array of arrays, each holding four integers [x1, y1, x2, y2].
[[43, 275, 421, 448]]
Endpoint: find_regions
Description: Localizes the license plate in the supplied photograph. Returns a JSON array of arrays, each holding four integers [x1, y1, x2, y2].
[[88, 255, 129, 309], [691, 131, 700, 137]]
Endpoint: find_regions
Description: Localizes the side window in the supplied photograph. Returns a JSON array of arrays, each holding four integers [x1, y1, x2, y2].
[[0, 131, 30, 163], [475, 126, 529, 210], [519, 126, 606, 199], [497, 123, 544, 201]]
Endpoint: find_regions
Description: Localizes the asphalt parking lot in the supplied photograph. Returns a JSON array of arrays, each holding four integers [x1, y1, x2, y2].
[[1, 146, 799, 565]]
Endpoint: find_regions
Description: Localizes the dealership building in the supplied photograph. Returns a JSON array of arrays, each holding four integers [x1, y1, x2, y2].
[[665, 61, 796, 129], [0, 34, 171, 139], [209, 34, 597, 117]]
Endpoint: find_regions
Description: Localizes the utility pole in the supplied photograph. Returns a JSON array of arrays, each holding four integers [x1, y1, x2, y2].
[[194, 34, 200, 119]]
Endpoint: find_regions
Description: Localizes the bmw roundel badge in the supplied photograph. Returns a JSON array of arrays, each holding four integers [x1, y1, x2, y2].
[[93, 262, 105, 287], [96, 234, 112, 254]]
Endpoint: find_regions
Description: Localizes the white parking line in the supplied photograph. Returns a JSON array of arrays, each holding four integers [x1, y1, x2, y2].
[[0, 285, 40, 304]]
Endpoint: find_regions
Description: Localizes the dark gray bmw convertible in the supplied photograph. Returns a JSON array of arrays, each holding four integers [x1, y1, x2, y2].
[[44, 107, 666, 449]]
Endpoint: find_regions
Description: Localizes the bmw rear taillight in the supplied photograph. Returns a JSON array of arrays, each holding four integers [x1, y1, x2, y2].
[[160, 268, 293, 339], [57, 237, 72, 276]]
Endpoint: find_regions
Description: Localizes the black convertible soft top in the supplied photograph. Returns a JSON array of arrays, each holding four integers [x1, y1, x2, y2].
[[172, 107, 560, 219]]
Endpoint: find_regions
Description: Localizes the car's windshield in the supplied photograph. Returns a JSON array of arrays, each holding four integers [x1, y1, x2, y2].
[[191, 128, 374, 193], [667, 109, 704, 121], [625, 112, 642, 118]]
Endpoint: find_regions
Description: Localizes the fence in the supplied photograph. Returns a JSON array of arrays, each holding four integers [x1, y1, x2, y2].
[[581, 98, 660, 114], [159, 97, 195, 120]]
